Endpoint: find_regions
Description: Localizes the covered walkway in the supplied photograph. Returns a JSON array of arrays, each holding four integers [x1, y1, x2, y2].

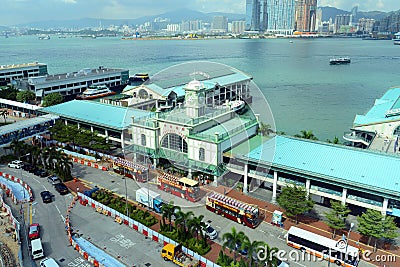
[[0, 114, 59, 147]]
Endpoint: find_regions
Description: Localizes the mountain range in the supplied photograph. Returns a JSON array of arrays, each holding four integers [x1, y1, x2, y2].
[[3, 7, 391, 30]]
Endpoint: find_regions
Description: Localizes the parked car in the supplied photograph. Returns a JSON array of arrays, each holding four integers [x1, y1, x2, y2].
[[7, 160, 24, 169], [277, 260, 290, 267], [34, 169, 49, 178], [40, 191, 52, 203], [202, 222, 218, 240], [28, 223, 40, 240], [22, 163, 34, 172], [54, 183, 69, 195], [47, 175, 60, 185], [40, 257, 59, 267]]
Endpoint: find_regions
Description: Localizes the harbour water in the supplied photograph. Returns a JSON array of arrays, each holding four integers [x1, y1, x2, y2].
[[1, 36, 399, 141]]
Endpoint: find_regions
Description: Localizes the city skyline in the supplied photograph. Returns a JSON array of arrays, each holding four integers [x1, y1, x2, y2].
[[0, 0, 399, 26]]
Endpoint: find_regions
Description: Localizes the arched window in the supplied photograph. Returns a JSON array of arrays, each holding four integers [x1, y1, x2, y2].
[[161, 134, 188, 153], [141, 134, 146, 146], [199, 148, 205, 161]]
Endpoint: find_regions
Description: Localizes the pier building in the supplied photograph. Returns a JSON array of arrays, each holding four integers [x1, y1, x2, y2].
[[0, 62, 48, 84]]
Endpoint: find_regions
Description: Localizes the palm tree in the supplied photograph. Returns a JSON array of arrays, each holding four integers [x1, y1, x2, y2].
[[56, 151, 73, 181], [174, 210, 194, 239], [260, 243, 279, 267], [161, 202, 179, 232], [30, 145, 42, 166], [10, 139, 25, 159], [0, 109, 9, 124], [188, 215, 206, 243], [294, 130, 318, 140], [222, 227, 248, 264], [242, 239, 264, 267], [258, 122, 274, 136]]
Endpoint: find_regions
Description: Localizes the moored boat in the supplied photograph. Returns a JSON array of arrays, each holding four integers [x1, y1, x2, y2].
[[228, 100, 246, 112], [132, 73, 149, 82], [76, 84, 116, 100], [329, 57, 351, 65]]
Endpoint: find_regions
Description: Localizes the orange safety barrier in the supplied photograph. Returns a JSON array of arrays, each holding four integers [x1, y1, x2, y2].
[[75, 244, 80, 252], [74, 158, 78, 162], [83, 252, 88, 260], [94, 164, 98, 168], [87, 162, 91, 167], [93, 260, 99, 267], [102, 166, 107, 171], [80, 160, 84, 164]]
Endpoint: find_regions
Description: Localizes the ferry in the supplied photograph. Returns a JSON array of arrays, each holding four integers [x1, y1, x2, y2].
[[76, 85, 116, 100], [132, 73, 149, 82], [393, 32, 400, 45], [38, 35, 50, 40], [329, 57, 351, 65]]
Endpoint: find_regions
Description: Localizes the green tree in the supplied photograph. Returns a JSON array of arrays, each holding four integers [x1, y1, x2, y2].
[[277, 184, 314, 224], [42, 92, 63, 107], [258, 122, 274, 136], [222, 227, 248, 264], [16, 90, 35, 103], [161, 202, 179, 232], [259, 243, 279, 267], [174, 210, 194, 239], [0, 86, 18, 100], [241, 239, 264, 267], [357, 209, 399, 252], [325, 200, 350, 238], [0, 109, 9, 124], [294, 130, 318, 140], [326, 136, 340, 144]]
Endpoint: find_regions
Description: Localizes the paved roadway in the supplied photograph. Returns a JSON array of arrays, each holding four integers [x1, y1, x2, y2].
[[72, 164, 374, 267], [71, 203, 176, 267], [1, 165, 178, 267]]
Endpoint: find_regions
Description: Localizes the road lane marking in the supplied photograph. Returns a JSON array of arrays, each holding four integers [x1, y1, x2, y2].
[[291, 262, 306, 267], [55, 204, 65, 223]]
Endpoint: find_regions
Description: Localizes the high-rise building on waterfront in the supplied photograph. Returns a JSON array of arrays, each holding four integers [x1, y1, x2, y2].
[[266, 0, 295, 35], [245, 0, 267, 32], [231, 21, 246, 34], [294, 0, 317, 32], [358, 18, 375, 34], [334, 14, 352, 33], [212, 16, 228, 32]]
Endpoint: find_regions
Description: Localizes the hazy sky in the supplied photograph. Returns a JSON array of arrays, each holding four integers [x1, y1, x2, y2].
[[1, 0, 399, 26]]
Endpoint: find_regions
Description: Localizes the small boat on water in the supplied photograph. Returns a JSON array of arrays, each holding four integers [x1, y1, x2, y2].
[[131, 73, 149, 82], [76, 84, 116, 100], [329, 57, 351, 65], [393, 32, 400, 45], [38, 35, 50, 40], [226, 100, 245, 112]]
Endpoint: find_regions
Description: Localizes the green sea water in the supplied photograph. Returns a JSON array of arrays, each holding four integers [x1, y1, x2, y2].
[[1, 35, 399, 141]]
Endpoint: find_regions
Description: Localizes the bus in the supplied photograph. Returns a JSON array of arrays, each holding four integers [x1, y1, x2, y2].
[[157, 172, 201, 202], [112, 158, 147, 182], [205, 192, 261, 228], [286, 226, 359, 267]]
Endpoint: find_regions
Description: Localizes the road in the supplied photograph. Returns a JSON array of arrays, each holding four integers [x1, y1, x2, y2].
[[1, 165, 177, 267], [71, 164, 374, 267]]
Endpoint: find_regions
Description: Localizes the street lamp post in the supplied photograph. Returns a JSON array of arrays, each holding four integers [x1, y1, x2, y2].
[[146, 153, 150, 211], [346, 223, 355, 254]]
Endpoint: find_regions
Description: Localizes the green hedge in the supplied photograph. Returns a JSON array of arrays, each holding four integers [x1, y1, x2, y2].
[[92, 189, 158, 227]]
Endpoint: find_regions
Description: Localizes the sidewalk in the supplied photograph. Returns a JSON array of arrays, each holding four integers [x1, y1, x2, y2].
[[208, 185, 400, 267]]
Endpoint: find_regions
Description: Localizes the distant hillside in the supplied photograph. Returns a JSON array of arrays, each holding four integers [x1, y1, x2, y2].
[[14, 8, 245, 29], [320, 6, 350, 21], [319, 6, 387, 21]]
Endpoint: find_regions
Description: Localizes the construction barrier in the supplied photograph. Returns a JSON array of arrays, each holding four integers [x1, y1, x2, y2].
[[0, 172, 33, 204], [78, 192, 222, 267], [71, 157, 109, 171]]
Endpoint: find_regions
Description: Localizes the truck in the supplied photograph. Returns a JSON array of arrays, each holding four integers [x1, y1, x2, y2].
[[161, 243, 199, 267], [135, 188, 163, 213]]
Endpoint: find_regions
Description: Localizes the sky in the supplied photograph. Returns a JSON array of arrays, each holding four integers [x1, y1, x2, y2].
[[1, 0, 399, 26]]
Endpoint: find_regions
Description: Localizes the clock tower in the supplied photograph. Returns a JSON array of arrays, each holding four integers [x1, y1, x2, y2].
[[184, 80, 206, 118]]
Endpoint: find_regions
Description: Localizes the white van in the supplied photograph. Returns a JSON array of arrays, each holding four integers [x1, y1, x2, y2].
[[31, 238, 44, 259], [40, 258, 59, 267]]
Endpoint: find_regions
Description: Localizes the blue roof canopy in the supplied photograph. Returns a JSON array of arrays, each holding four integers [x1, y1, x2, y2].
[[41, 100, 151, 130], [246, 135, 400, 196]]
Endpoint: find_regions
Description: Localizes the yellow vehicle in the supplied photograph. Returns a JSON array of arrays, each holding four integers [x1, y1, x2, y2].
[[161, 243, 199, 267]]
